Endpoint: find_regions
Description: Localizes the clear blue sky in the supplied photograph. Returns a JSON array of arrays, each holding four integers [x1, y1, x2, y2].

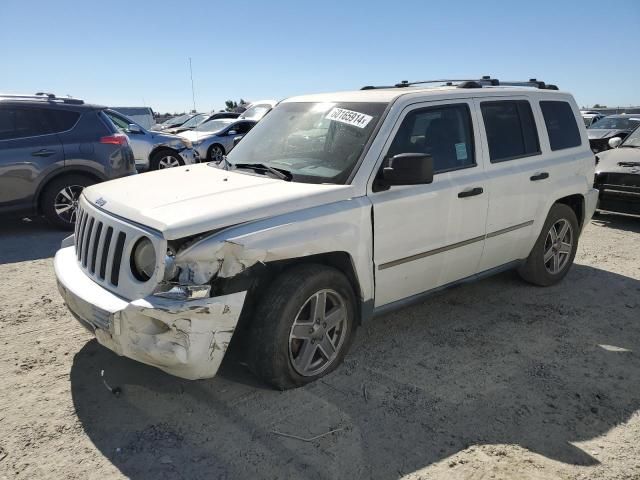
[[1, 0, 638, 113]]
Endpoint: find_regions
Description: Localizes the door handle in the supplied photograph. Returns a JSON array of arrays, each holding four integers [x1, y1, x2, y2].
[[530, 172, 549, 181], [458, 187, 484, 198], [31, 149, 56, 157]]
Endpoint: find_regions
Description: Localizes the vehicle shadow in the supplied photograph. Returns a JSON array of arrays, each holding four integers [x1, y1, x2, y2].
[[592, 210, 640, 233], [69, 264, 640, 479], [0, 217, 68, 264]]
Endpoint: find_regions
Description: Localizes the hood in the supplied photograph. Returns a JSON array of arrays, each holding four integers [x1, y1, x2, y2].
[[588, 129, 628, 140], [596, 147, 640, 175], [151, 131, 186, 144], [82, 163, 354, 239]]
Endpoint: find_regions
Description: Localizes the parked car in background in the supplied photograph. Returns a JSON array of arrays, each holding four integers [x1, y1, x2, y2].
[[110, 107, 155, 129], [581, 111, 604, 128], [238, 99, 277, 120], [105, 109, 199, 171], [0, 93, 135, 228], [54, 77, 598, 388], [163, 111, 240, 135], [150, 113, 199, 132], [180, 118, 257, 161], [588, 114, 640, 153], [594, 125, 640, 215]]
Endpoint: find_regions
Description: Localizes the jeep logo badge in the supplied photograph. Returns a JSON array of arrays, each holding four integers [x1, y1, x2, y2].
[[95, 197, 107, 207]]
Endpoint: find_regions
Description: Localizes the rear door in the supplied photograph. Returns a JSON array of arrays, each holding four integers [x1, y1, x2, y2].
[[0, 105, 65, 212], [473, 97, 549, 271], [370, 99, 488, 307]]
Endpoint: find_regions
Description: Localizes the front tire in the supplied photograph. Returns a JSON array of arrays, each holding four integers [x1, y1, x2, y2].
[[40, 174, 95, 230], [247, 265, 357, 390], [518, 204, 579, 286], [150, 150, 183, 170], [207, 144, 225, 163]]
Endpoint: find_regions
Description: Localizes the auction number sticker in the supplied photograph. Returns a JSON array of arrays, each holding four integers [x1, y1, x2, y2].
[[325, 108, 373, 129]]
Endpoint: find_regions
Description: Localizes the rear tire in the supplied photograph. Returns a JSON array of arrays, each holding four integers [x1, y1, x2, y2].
[[40, 174, 95, 230], [150, 150, 183, 170], [518, 204, 579, 286], [247, 264, 357, 390]]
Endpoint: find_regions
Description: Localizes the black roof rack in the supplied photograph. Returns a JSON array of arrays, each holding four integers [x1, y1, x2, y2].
[[361, 76, 558, 91], [0, 92, 84, 105]]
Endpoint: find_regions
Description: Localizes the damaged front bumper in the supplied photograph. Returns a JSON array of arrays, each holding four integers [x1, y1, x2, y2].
[[54, 246, 246, 380]]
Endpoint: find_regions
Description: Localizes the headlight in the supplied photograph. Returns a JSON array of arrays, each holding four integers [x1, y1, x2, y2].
[[131, 237, 156, 281], [181, 138, 193, 149]]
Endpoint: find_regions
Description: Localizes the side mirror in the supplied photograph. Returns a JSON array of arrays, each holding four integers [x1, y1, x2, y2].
[[233, 136, 244, 147], [128, 124, 142, 134], [227, 130, 237, 136], [608, 137, 622, 149], [382, 153, 434, 186]]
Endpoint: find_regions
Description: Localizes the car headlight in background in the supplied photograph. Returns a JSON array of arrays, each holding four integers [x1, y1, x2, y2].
[[131, 237, 156, 281]]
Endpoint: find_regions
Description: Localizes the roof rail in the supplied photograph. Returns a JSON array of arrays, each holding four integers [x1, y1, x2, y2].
[[0, 92, 85, 105], [361, 76, 559, 91]]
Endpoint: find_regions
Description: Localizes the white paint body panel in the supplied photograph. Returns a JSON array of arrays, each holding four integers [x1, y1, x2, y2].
[[54, 85, 597, 380]]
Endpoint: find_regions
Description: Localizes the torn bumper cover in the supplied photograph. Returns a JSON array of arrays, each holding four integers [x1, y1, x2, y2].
[[54, 246, 246, 380]]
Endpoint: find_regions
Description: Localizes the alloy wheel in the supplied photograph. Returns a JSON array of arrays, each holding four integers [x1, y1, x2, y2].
[[157, 155, 181, 169], [288, 289, 348, 377], [543, 218, 573, 275], [210, 146, 224, 162], [54, 185, 83, 224]]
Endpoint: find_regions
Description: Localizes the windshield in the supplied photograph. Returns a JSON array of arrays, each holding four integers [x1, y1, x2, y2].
[[240, 104, 272, 120], [162, 114, 191, 127], [224, 101, 387, 184], [195, 119, 235, 133], [179, 113, 207, 128], [589, 117, 640, 130], [621, 125, 640, 147]]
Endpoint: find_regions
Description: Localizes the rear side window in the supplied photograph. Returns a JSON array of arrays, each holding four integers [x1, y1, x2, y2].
[[481, 101, 540, 162], [0, 107, 52, 140], [46, 109, 80, 133], [540, 101, 581, 150]]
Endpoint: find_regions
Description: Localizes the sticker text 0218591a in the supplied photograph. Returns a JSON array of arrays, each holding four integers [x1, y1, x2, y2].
[[325, 108, 373, 129]]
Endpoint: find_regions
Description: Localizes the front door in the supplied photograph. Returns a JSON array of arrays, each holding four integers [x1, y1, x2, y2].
[[369, 100, 488, 307]]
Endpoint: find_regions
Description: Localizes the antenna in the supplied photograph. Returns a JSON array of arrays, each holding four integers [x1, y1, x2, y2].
[[189, 57, 196, 113]]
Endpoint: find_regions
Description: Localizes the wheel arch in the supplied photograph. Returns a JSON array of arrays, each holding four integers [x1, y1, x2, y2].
[[35, 168, 104, 213], [149, 145, 180, 161], [554, 193, 585, 228], [207, 143, 226, 159]]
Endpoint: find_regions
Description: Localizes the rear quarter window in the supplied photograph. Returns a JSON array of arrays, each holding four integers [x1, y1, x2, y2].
[[540, 101, 581, 150]]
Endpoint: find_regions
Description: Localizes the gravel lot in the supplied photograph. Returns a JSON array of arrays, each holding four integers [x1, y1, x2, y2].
[[1, 212, 639, 480]]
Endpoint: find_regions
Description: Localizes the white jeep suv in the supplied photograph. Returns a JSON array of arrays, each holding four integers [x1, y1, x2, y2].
[[54, 77, 598, 389]]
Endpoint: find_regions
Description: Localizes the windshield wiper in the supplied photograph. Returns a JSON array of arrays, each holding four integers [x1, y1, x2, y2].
[[232, 163, 292, 181]]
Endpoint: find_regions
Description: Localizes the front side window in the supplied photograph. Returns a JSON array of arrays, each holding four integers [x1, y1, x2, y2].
[[540, 101, 581, 150], [481, 100, 540, 162], [224, 101, 387, 184], [386, 103, 475, 173]]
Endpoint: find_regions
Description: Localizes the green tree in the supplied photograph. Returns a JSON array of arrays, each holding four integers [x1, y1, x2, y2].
[[225, 100, 238, 112]]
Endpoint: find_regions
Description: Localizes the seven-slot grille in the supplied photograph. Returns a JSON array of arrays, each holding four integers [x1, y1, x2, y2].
[[74, 203, 128, 287]]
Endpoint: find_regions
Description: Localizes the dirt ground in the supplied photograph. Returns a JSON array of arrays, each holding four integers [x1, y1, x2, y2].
[[1, 212, 639, 480]]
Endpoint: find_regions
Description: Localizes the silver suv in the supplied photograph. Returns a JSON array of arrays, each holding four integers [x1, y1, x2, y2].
[[105, 109, 198, 170]]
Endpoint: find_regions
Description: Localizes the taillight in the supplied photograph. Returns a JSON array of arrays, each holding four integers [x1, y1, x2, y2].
[[100, 133, 128, 146]]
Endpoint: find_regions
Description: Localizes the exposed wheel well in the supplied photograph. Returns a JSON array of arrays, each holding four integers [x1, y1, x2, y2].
[[36, 170, 101, 213], [555, 194, 585, 227], [223, 251, 365, 341], [150, 146, 180, 161]]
